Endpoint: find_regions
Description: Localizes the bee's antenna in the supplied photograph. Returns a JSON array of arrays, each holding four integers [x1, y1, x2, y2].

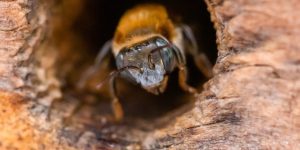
[[96, 66, 142, 89]]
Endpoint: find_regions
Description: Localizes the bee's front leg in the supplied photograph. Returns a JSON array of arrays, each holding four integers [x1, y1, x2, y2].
[[181, 25, 213, 78], [171, 45, 198, 94], [178, 65, 198, 94], [193, 53, 213, 78], [108, 78, 124, 122]]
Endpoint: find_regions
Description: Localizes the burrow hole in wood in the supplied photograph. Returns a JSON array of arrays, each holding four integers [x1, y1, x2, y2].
[[55, 0, 217, 126]]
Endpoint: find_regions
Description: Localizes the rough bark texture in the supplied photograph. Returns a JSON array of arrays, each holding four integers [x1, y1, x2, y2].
[[0, 0, 299, 150], [144, 0, 300, 149], [0, 0, 66, 149]]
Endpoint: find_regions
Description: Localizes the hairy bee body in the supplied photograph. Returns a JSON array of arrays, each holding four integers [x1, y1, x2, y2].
[[112, 4, 183, 56], [111, 4, 191, 95], [78, 4, 212, 121]]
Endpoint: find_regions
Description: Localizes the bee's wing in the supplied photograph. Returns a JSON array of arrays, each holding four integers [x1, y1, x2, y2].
[[181, 25, 213, 78], [77, 40, 113, 89]]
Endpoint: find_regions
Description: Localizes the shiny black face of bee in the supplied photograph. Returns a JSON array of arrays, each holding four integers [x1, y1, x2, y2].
[[116, 36, 177, 94]]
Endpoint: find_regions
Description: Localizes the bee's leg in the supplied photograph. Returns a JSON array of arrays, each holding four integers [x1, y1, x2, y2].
[[108, 77, 124, 122], [181, 25, 213, 78], [178, 65, 198, 94], [171, 45, 198, 94], [193, 53, 213, 78], [77, 40, 112, 89]]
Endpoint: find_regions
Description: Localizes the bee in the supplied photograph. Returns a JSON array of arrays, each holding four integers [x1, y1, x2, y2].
[[78, 4, 213, 121]]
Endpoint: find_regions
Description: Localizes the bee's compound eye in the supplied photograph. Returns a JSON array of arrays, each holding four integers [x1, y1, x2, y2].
[[116, 54, 124, 68], [155, 38, 168, 47], [161, 47, 177, 73]]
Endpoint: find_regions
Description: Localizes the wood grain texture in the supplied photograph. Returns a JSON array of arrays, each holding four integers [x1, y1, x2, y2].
[[0, 0, 72, 149], [142, 0, 300, 149]]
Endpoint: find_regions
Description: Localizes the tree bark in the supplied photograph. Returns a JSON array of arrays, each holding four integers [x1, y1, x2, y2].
[[0, 0, 299, 149], [144, 0, 300, 149]]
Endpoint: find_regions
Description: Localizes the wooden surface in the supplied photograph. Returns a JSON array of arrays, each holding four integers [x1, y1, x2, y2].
[[145, 0, 300, 148], [0, 0, 299, 149]]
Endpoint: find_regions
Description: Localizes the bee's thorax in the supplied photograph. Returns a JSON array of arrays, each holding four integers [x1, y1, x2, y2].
[[112, 4, 179, 56]]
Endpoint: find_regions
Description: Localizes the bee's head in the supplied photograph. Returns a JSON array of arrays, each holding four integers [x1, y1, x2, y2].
[[115, 36, 177, 94]]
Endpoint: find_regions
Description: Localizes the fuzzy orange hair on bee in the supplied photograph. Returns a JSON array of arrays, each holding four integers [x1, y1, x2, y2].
[[78, 3, 212, 121], [112, 4, 176, 53]]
